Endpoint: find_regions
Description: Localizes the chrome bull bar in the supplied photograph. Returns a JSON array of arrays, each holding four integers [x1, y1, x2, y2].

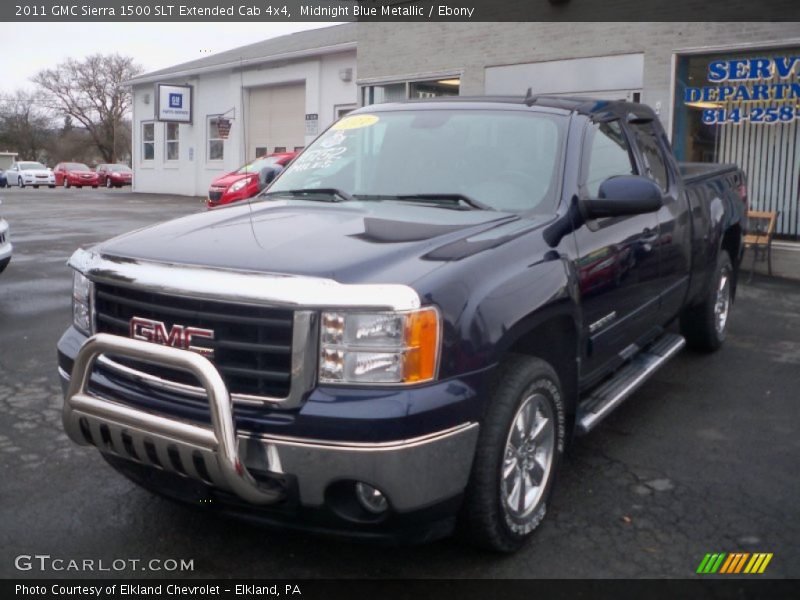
[[62, 333, 282, 505]]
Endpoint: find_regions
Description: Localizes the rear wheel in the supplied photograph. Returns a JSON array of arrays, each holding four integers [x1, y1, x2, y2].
[[459, 354, 565, 552], [680, 250, 733, 352]]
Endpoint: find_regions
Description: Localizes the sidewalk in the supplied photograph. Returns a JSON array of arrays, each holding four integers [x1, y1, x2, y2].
[[743, 241, 800, 281]]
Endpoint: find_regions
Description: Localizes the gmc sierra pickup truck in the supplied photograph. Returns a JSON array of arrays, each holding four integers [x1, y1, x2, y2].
[[58, 96, 746, 552]]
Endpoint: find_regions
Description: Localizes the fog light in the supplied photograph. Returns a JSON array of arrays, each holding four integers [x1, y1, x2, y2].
[[355, 482, 388, 514]]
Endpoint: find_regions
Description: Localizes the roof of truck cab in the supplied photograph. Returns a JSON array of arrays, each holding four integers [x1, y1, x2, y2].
[[354, 95, 655, 120]]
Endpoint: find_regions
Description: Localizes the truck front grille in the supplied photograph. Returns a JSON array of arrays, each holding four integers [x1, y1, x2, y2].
[[92, 282, 294, 399]]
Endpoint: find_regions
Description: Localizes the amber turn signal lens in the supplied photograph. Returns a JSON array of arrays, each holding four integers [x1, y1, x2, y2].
[[402, 307, 439, 383]]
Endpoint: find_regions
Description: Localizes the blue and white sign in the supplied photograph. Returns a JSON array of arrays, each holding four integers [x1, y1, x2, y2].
[[156, 84, 192, 123]]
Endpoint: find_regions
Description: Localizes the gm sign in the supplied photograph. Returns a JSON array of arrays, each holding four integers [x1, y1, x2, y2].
[[156, 83, 192, 123]]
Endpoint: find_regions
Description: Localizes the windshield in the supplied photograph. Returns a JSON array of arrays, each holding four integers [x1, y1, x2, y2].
[[65, 163, 90, 170], [268, 109, 565, 213], [19, 162, 45, 170], [108, 164, 132, 172], [236, 156, 280, 174]]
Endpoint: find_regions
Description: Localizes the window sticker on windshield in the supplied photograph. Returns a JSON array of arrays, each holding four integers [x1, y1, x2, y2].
[[332, 114, 379, 130], [319, 131, 348, 148]]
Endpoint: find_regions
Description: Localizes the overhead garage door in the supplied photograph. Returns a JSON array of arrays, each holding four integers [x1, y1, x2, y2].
[[247, 83, 306, 159], [485, 53, 644, 102]]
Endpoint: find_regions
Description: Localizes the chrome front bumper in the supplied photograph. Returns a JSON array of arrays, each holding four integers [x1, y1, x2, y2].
[[62, 334, 479, 512]]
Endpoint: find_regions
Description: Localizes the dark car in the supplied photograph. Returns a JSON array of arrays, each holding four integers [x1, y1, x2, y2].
[[96, 163, 133, 188], [58, 97, 745, 551]]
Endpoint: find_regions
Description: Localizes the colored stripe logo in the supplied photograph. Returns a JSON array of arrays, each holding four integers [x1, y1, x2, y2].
[[696, 552, 773, 574]]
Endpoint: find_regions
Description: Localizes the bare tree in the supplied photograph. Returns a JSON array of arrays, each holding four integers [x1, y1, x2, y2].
[[0, 90, 54, 161], [33, 54, 143, 163]]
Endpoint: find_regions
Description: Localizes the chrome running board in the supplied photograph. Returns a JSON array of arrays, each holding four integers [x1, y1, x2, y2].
[[576, 333, 686, 434]]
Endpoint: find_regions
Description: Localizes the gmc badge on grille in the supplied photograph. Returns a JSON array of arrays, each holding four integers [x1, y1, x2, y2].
[[129, 316, 215, 358]]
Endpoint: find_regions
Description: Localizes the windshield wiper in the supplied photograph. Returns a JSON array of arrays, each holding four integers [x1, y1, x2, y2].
[[393, 193, 493, 211], [261, 188, 353, 202]]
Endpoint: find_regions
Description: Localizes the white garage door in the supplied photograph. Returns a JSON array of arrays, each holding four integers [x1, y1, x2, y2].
[[485, 53, 644, 101], [247, 83, 306, 159]]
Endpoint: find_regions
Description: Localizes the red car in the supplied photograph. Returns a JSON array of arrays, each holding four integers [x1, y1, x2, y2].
[[207, 152, 296, 208], [54, 162, 100, 189], [95, 163, 133, 188]]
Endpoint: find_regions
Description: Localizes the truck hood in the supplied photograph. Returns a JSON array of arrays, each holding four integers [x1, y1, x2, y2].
[[95, 199, 533, 285]]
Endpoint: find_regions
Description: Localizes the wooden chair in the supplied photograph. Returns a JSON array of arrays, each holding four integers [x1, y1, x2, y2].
[[744, 210, 777, 282]]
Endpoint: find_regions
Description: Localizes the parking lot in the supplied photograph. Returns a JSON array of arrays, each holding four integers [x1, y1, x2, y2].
[[0, 188, 798, 578]]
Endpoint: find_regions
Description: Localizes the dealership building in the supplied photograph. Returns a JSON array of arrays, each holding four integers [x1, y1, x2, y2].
[[129, 21, 800, 240]]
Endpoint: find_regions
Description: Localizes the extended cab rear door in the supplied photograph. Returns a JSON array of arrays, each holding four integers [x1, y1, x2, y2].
[[572, 118, 662, 383], [625, 120, 692, 322]]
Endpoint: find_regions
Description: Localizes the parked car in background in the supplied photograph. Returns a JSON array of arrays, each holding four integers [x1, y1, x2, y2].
[[95, 163, 133, 188], [207, 152, 296, 208], [0, 200, 11, 274], [0, 170, 7, 188], [54, 162, 100, 189], [6, 161, 56, 188]]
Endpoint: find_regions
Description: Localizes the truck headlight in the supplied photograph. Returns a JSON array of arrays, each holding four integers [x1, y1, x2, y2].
[[228, 179, 248, 193], [319, 307, 440, 384], [72, 270, 92, 335]]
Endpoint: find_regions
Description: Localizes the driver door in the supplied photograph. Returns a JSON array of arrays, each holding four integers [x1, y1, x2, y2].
[[572, 119, 661, 382]]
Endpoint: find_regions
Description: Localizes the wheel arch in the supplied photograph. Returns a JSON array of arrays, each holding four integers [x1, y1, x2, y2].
[[497, 304, 581, 426]]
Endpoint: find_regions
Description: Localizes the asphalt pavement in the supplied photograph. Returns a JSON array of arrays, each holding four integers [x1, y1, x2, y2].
[[0, 188, 798, 578]]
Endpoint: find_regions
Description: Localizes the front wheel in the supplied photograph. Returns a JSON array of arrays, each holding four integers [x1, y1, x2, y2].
[[63, 179, 70, 189], [0, 257, 9, 274], [106, 178, 113, 188], [18, 177, 24, 188], [459, 354, 566, 552], [680, 250, 733, 352]]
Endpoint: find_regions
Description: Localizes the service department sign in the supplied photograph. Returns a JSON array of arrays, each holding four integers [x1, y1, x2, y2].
[[156, 83, 192, 123]]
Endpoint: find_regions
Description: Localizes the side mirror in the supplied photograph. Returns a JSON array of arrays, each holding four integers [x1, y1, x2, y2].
[[580, 175, 663, 220]]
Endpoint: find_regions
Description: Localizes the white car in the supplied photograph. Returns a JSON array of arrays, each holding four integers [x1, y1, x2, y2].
[[0, 201, 11, 274], [6, 161, 56, 188]]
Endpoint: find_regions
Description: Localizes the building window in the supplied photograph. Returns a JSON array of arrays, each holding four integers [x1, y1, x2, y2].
[[165, 123, 179, 161], [141, 122, 154, 161], [673, 48, 800, 238], [207, 117, 224, 161], [255, 146, 268, 158], [274, 146, 286, 153], [361, 77, 461, 106]]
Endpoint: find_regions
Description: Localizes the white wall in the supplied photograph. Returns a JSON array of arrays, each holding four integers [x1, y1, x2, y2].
[[131, 50, 357, 197]]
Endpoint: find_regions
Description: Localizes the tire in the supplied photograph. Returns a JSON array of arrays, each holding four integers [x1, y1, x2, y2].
[[92, 185, 98, 189], [0, 257, 9, 274], [33, 185, 39, 189], [106, 178, 113, 188], [680, 250, 733, 352], [63, 179, 70, 189], [18, 177, 24, 188], [48, 185, 55, 189], [459, 354, 566, 552]]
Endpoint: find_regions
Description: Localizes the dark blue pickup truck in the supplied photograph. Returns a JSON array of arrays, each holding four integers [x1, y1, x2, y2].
[[58, 96, 746, 552]]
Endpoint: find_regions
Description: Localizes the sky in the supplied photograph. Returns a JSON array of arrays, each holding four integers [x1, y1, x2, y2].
[[0, 22, 336, 93]]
